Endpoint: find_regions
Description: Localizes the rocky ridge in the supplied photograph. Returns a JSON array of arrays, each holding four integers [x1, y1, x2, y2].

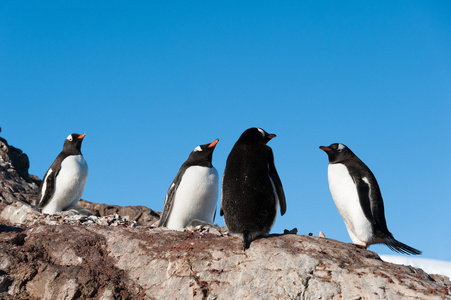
[[0, 133, 449, 299]]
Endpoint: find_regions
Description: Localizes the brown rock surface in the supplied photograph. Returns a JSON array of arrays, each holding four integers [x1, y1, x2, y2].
[[0, 215, 450, 299], [78, 200, 160, 226]]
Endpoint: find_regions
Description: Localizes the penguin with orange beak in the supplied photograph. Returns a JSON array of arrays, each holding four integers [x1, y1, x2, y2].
[[159, 139, 220, 229], [36, 133, 89, 214]]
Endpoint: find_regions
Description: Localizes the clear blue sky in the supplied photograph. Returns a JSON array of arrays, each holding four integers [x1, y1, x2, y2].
[[1, 1, 450, 261]]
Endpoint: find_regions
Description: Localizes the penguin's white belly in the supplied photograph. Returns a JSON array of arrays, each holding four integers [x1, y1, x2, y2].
[[166, 166, 218, 230], [43, 155, 88, 214], [328, 163, 373, 244]]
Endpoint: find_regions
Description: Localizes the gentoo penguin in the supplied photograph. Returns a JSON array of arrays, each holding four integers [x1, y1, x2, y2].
[[158, 139, 219, 230], [319, 143, 421, 255], [221, 128, 286, 249], [36, 133, 89, 214]]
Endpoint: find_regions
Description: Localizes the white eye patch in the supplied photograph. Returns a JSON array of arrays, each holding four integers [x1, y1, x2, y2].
[[193, 145, 202, 152], [337, 143, 345, 151], [66, 134, 73, 141], [257, 128, 265, 138]]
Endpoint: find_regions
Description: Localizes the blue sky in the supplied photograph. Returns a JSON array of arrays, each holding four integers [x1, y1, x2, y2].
[[1, 2, 450, 261]]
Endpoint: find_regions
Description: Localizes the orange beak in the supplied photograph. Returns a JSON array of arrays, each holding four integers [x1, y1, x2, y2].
[[78, 133, 86, 139], [208, 139, 219, 148]]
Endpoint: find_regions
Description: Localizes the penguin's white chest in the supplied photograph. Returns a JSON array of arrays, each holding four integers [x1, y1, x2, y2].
[[328, 163, 373, 244], [166, 166, 218, 230], [43, 155, 88, 214]]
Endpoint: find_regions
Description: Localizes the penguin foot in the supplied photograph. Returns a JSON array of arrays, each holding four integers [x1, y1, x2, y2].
[[352, 243, 367, 250], [187, 219, 214, 228], [283, 228, 298, 235], [64, 206, 93, 216]]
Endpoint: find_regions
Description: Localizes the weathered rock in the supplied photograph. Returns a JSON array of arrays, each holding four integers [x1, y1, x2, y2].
[[0, 217, 449, 299], [0, 136, 33, 181], [79, 200, 160, 227], [0, 137, 40, 207]]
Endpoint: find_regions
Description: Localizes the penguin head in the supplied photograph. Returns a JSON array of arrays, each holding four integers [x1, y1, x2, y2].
[[63, 133, 86, 155], [238, 127, 276, 144], [319, 143, 354, 163], [186, 139, 219, 167]]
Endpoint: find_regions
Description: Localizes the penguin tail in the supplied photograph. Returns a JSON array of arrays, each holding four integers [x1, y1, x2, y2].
[[386, 237, 422, 255]]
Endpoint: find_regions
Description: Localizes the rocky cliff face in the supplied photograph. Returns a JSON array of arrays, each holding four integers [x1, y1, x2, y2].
[[0, 134, 450, 299]]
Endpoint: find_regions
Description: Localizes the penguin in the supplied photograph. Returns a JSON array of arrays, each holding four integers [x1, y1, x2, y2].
[[221, 127, 286, 249], [158, 139, 219, 230], [36, 133, 89, 214], [319, 143, 421, 255]]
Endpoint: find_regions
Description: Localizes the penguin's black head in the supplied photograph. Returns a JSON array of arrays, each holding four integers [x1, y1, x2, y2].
[[186, 139, 219, 167], [63, 133, 86, 155], [319, 143, 354, 163], [238, 127, 276, 144]]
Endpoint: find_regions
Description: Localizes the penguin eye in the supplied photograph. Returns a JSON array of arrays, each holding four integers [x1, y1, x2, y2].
[[66, 134, 73, 141], [257, 128, 265, 138], [193, 146, 202, 152]]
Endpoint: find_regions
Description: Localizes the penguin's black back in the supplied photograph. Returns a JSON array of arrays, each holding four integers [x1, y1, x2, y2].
[[222, 136, 277, 233], [345, 156, 391, 236]]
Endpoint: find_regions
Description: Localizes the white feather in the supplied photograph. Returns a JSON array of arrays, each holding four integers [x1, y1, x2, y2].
[[42, 155, 88, 214], [328, 163, 373, 245], [166, 166, 218, 230], [40, 169, 53, 202]]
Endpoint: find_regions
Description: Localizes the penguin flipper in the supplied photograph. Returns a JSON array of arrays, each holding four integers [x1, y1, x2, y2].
[[36, 165, 60, 209], [158, 170, 184, 227], [354, 176, 376, 224], [268, 151, 286, 216]]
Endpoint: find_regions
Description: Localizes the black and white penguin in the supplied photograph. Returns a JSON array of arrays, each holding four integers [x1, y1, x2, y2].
[[36, 133, 89, 214], [221, 127, 286, 249], [319, 143, 421, 255], [158, 139, 219, 229]]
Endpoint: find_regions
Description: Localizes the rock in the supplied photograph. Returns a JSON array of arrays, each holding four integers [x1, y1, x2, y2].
[[78, 200, 160, 226], [0, 218, 449, 299], [0, 137, 40, 207], [0, 136, 32, 181]]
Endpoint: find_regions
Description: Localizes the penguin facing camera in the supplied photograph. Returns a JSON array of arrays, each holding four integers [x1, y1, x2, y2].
[[158, 139, 219, 229], [35, 133, 89, 215], [319, 143, 421, 255], [221, 127, 286, 249]]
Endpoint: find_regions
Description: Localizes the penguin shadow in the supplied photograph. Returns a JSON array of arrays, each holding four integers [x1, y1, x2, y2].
[[237, 228, 299, 252], [0, 224, 23, 233]]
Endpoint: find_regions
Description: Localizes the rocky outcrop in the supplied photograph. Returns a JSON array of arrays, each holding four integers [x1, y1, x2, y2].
[[0, 210, 450, 299], [0, 136, 40, 206], [0, 133, 450, 299], [78, 200, 160, 227]]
